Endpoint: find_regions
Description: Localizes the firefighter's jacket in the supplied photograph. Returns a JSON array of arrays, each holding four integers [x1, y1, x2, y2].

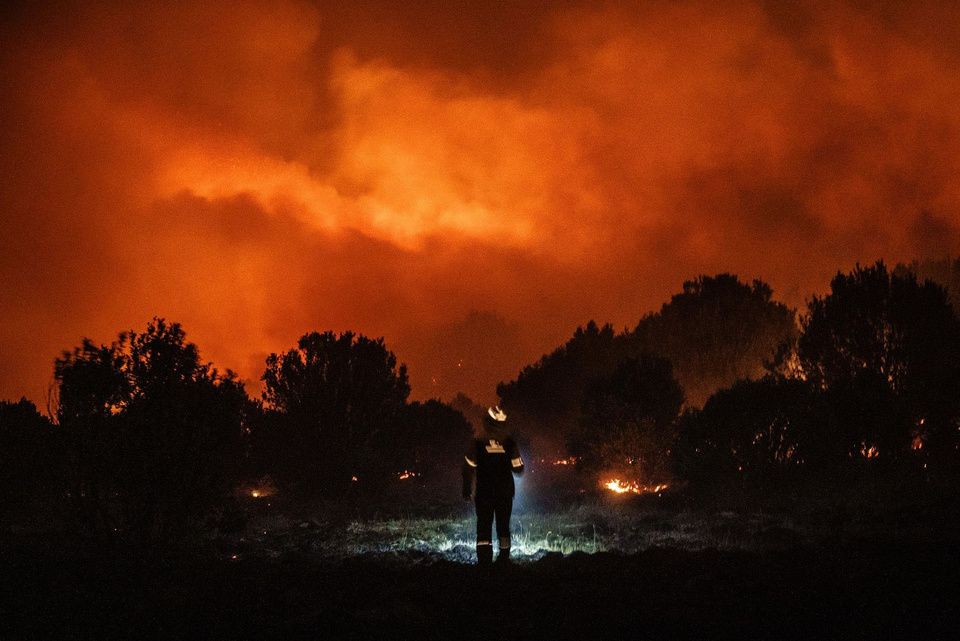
[[463, 438, 524, 500]]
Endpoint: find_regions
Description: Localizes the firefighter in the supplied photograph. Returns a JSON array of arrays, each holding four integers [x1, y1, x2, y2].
[[462, 406, 524, 565]]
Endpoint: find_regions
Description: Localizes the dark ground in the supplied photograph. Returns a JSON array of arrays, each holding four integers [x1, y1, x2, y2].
[[3, 533, 959, 640], [4, 471, 960, 640]]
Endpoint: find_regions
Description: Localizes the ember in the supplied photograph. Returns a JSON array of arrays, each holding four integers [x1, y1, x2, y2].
[[398, 470, 421, 480]]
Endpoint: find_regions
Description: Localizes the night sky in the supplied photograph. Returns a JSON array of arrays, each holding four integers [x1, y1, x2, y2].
[[3, 0, 960, 407]]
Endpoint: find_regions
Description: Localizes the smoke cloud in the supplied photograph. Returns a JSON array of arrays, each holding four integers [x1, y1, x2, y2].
[[3, 0, 960, 407]]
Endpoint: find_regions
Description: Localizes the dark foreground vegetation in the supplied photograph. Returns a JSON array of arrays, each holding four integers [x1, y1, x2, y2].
[[4, 258, 960, 637]]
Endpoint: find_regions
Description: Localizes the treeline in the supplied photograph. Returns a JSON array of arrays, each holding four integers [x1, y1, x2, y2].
[[1, 322, 473, 552], [3, 259, 960, 549], [502, 261, 960, 486], [498, 274, 797, 473]]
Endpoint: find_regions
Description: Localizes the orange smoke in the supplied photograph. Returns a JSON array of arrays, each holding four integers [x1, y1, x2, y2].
[[3, 1, 960, 407]]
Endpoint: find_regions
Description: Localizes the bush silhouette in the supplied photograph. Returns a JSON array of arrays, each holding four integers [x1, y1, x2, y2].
[[55, 319, 248, 552]]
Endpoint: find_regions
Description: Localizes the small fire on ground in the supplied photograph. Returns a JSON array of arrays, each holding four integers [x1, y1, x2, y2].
[[538, 457, 580, 466], [603, 479, 668, 495], [244, 476, 277, 499]]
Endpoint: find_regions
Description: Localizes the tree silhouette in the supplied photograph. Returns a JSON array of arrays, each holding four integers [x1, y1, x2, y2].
[[497, 321, 624, 448], [388, 399, 473, 492], [261, 331, 410, 494], [894, 256, 960, 312], [572, 355, 684, 483], [674, 377, 836, 480], [55, 319, 249, 552], [798, 262, 960, 466], [498, 276, 795, 458], [0, 398, 64, 526], [629, 274, 797, 407]]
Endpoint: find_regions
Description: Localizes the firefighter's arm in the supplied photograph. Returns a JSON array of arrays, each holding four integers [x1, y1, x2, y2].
[[509, 441, 525, 476], [462, 453, 476, 499]]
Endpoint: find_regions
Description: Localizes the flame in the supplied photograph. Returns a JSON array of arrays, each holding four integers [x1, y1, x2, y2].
[[398, 470, 420, 480], [246, 481, 275, 498], [603, 479, 668, 494], [553, 457, 578, 466], [604, 479, 637, 493]]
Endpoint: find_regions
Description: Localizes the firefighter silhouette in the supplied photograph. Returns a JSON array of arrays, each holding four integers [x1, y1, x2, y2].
[[462, 406, 524, 564]]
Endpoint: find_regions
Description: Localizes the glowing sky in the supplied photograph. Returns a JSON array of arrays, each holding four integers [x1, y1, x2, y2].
[[3, 0, 960, 407]]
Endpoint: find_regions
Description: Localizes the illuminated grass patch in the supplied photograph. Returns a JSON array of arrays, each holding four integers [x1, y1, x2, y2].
[[225, 501, 810, 564]]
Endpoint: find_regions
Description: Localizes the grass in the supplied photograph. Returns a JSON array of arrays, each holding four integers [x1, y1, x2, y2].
[[210, 466, 960, 566], [10, 468, 956, 566], [221, 494, 822, 565]]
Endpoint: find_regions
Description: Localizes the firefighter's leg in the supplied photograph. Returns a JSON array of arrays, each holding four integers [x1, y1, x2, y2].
[[475, 497, 494, 565], [494, 496, 514, 563]]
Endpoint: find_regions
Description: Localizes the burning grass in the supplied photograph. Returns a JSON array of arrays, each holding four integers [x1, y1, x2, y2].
[[602, 479, 669, 494]]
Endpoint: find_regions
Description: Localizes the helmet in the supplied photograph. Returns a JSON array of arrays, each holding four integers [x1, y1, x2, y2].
[[485, 406, 507, 424]]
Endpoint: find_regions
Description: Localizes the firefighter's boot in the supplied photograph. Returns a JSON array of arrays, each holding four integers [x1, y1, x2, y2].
[[477, 542, 493, 565], [497, 537, 512, 564]]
